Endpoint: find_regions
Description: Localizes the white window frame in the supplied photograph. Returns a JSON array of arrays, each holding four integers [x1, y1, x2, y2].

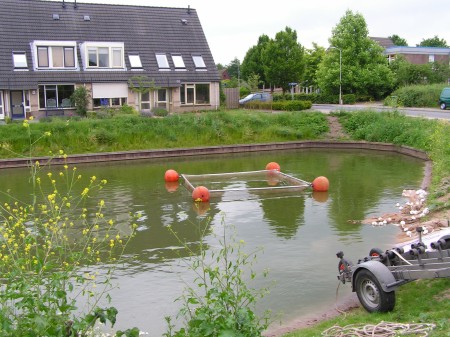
[[81, 42, 125, 70], [156, 53, 170, 70], [93, 97, 127, 108], [0, 91, 4, 117], [13, 52, 28, 69], [172, 54, 185, 69], [31, 41, 78, 70], [192, 55, 206, 69], [129, 54, 143, 69], [180, 83, 210, 105], [428, 54, 435, 63]]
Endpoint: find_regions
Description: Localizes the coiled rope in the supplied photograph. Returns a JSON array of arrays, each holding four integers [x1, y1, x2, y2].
[[322, 321, 436, 337]]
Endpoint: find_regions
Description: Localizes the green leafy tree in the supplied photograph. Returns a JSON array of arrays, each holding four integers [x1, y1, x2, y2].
[[418, 35, 449, 48], [246, 73, 262, 92], [302, 43, 325, 87], [241, 35, 270, 88], [262, 27, 305, 93], [390, 55, 450, 87], [226, 58, 241, 79], [70, 86, 91, 116], [128, 75, 159, 113], [389, 34, 408, 46], [317, 10, 395, 99]]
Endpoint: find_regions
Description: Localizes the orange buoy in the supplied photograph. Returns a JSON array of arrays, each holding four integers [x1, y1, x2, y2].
[[266, 162, 280, 171], [165, 181, 179, 193], [312, 176, 329, 192], [312, 191, 329, 203], [192, 186, 210, 202], [164, 169, 179, 182]]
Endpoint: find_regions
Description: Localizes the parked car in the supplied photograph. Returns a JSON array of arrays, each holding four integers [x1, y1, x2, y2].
[[239, 92, 272, 105], [439, 87, 450, 110]]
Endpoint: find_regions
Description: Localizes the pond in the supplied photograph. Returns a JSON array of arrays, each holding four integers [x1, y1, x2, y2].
[[0, 148, 425, 335]]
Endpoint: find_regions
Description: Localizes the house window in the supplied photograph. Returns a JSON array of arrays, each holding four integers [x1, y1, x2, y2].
[[93, 97, 127, 107], [33, 41, 77, 69], [84, 42, 124, 69], [429, 54, 435, 63], [192, 55, 206, 69], [180, 84, 210, 105], [156, 53, 169, 69], [129, 55, 143, 69], [13, 52, 28, 69], [141, 92, 151, 110], [156, 89, 167, 108], [38, 84, 74, 109], [172, 54, 185, 69], [38, 46, 75, 68]]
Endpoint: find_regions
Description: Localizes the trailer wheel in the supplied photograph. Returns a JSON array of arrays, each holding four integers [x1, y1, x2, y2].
[[355, 269, 395, 313]]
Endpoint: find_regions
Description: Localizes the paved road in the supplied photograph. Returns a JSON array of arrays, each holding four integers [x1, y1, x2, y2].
[[311, 104, 450, 120]]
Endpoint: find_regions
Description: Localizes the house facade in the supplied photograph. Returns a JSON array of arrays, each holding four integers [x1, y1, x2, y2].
[[0, 0, 220, 120], [371, 37, 450, 65]]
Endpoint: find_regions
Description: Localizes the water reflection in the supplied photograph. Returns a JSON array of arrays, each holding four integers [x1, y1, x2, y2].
[[0, 149, 425, 335]]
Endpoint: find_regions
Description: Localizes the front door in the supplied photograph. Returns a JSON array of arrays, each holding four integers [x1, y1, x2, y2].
[[10, 90, 25, 119]]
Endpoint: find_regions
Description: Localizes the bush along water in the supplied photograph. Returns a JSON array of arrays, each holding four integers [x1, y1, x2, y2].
[[164, 216, 272, 337], [0, 118, 140, 336]]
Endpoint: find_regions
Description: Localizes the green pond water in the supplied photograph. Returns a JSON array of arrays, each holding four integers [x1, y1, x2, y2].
[[0, 148, 425, 335]]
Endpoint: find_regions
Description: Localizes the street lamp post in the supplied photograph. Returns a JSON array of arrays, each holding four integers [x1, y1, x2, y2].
[[329, 46, 342, 105]]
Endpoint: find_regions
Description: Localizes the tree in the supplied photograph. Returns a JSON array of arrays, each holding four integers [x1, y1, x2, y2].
[[317, 10, 395, 99], [390, 55, 450, 87], [389, 34, 408, 46], [241, 35, 270, 88], [261, 27, 305, 93], [302, 43, 325, 88], [128, 75, 159, 112], [418, 35, 449, 48], [226, 58, 241, 79], [70, 86, 91, 116]]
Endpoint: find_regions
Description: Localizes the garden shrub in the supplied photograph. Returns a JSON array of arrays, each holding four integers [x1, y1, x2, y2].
[[153, 108, 169, 117], [387, 83, 447, 108]]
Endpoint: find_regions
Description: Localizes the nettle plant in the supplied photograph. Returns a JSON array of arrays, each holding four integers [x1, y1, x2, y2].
[[0, 118, 139, 337]]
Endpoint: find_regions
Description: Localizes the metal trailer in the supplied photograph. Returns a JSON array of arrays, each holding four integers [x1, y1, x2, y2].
[[336, 227, 450, 313]]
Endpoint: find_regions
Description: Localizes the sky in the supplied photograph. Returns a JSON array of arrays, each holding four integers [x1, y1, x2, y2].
[[50, 0, 450, 65]]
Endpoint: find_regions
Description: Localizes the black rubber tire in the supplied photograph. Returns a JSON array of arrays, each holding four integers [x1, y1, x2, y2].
[[440, 102, 447, 110], [369, 248, 383, 257], [354, 269, 395, 313]]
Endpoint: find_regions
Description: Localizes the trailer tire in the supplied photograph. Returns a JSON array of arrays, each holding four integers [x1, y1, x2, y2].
[[355, 269, 395, 313]]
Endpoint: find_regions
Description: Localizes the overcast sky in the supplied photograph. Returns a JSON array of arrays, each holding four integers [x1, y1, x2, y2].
[[52, 0, 450, 65]]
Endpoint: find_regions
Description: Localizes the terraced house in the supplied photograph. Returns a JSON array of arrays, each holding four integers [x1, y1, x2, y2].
[[0, 0, 220, 120]]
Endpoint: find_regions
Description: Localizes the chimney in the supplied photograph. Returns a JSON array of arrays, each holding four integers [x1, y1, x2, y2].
[[62, 0, 66, 8], [187, 5, 191, 14], [74, 0, 78, 9]]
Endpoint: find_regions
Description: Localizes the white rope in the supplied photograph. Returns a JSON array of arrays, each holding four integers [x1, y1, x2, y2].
[[322, 321, 436, 337], [391, 249, 413, 265]]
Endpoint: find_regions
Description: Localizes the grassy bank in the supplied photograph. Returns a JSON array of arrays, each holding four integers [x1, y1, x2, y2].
[[282, 278, 450, 337], [0, 110, 328, 158]]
